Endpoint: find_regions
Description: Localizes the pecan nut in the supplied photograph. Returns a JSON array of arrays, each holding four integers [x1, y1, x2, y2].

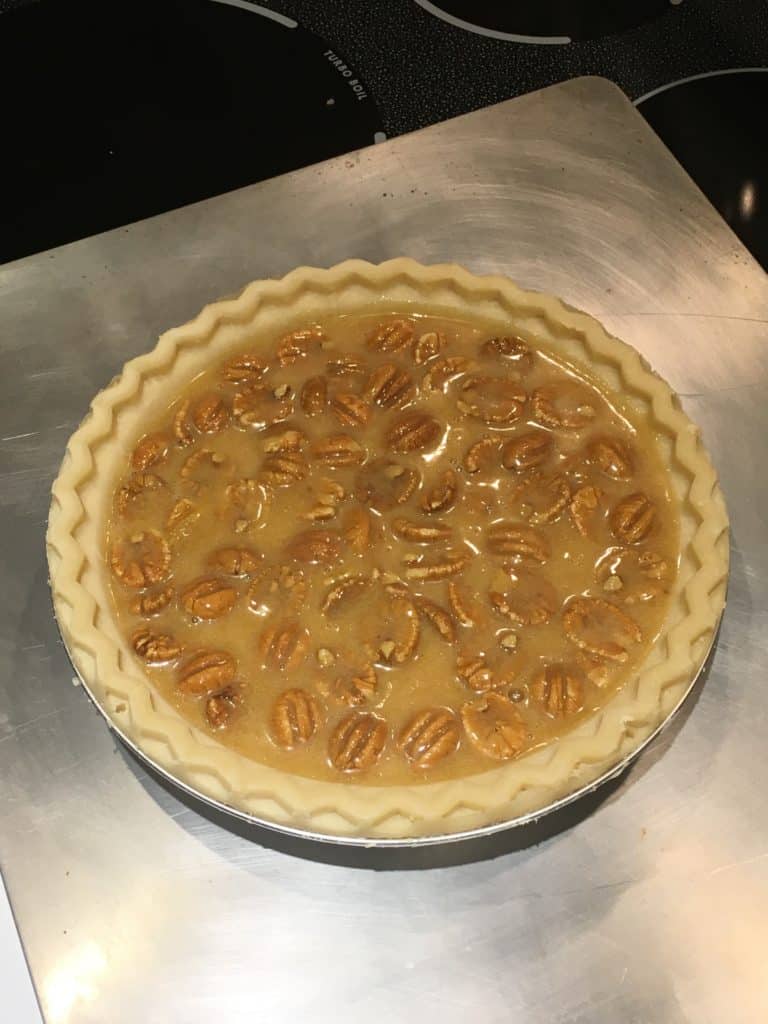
[[221, 352, 267, 387], [594, 547, 671, 604], [501, 431, 553, 472], [489, 568, 559, 626], [131, 432, 170, 472], [447, 580, 482, 627], [364, 363, 415, 408], [456, 375, 527, 425], [192, 393, 230, 434], [270, 688, 321, 747], [313, 434, 367, 466], [586, 435, 634, 480], [420, 468, 458, 513], [208, 546, 262, 577], [610, 492, 656, 544], [109, 530, 171, 588], [325, 663, 378, 707], [562, 596, 642, 663], [300, 375, 328, 416], [115, 472, 165, 515], [259, 620, 310, 672], [330, 392, 372, 428], [285, 528, 343, 565], [181, 577, 238, 620], [398, 707, 460, 767], [481, 335, 534, 374], [569, 485, 604, 538], [321, 574, 370, 615], [367, 319, 414, 353], [205, 686, 241, 729], [415, 597, 456, 643], [260, 451, 308, 487], [413, 330, 446, 365], [456, 651, 515, 692], [392, 517, 452, 544], [177, 650, 236, 696], [131, 627, 182, 665], [355, 458, 420, 511], [531, 385, 595, 431], [130, 585, 175, 617], [342, 505, 375, 553], [421, 356, 473, 394], [403, 546, 471, 581], [276, 326, 324, 365], [233, 385, 293, 429], [386, 411, 442, 453], [486, 522, 550, 563], [462, 436, 502, 475], [328, 711, 388, 771], [461, 693, 527, 760], [530, 664, 585, 717], [173, 400, 195, 447]]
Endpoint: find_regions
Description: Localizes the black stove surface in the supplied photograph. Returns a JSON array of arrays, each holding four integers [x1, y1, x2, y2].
[[1, 0, 766, 270]]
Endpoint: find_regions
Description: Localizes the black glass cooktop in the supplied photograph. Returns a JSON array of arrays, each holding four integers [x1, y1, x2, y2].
[[1, 0, 766, 270], [0, 0, 382, 263]]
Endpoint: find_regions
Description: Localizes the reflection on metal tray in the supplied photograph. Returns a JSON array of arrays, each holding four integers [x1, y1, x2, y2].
[[1, 78, 767, 1023]]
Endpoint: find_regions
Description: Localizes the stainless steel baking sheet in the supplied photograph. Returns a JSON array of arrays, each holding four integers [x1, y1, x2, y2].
[[1, 77, 766, 1022]]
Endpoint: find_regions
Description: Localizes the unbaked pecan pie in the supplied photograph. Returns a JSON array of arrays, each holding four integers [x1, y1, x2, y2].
[[47, 260, 728, 839]]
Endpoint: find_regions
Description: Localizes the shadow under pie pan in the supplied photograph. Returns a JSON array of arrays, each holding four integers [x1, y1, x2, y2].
[[46, 258, 729, 846]]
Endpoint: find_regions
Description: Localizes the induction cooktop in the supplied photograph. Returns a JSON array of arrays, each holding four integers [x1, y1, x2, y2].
[[1, 0, 765, 269]]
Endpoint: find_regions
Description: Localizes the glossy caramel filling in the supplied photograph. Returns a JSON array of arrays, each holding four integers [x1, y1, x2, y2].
[[106, 313, 678, 784]]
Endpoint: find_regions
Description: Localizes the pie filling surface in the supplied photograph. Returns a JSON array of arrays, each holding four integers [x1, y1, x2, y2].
[[106, 312, 679, 785]]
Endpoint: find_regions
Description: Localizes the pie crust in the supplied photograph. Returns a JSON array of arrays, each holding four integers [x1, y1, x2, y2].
[[46, 259, 729, 839]]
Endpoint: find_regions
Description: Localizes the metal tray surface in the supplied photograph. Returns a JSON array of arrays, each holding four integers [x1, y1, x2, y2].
[[1, 78, 767, 1023]]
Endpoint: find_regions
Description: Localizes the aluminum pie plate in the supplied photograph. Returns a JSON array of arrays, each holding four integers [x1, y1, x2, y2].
[[52, 591, 724, 851]]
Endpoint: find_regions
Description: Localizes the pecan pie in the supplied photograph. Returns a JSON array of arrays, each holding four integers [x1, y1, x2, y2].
[[47, 259, 728, 839]]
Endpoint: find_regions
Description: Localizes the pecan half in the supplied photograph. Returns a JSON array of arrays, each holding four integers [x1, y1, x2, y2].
[[481, 335, 534, 374], [461, 693, 527, 760], [463, 436, 502, 474], [248, 565, 307, 614], [166, 498, 200, 544], [115, 472, 165, 515], [181, 577, 238, 620], [386, 411, 442, 453], [421, 356, 473, 394], [130, 585, 175, 617], [221, 352, 267, 387], [177, 650, 236, 696], [595, 547, 671, 604], [192, 394, 230, 434], [562, 596, 642, 663], [285, 528, 343, 566], [205, 686, 241, 729], [456, 651, 515, 692], [531, 385, 595, 431], [208, 546, 262, 577], [586, 435, 635, 480], [355, 458, 420, 511], [399, 707, 460, 767], [260, 450, 308, 487], [270, 688, 321, 747], [367, 319, 414, 353], [530, 664, 585, 717], [420, 467, 458, 514], [364, 363, 415, 409], [413, 330, 446, 365], [392, 517, 452, 544], [330, 392, 372, 428], [501, 431, 553, 472], [486, 522, 550, 563], [313, 434, 366, 466], [131, 627, 182, 665], [173, 400, 195, 447], [456, 375, 527, 425], [415, 597, 456, 643], [403, 547, 471, 581], [300, 375, 328, 416], [259, 620, 310, 672], [233, 385, 293, 429], [325, 663, 378, 707], [109, 530, 171, 588], [328, 711, 388, 771], [131, 432, 170, 472], [180, 448, 230, 485], [369, 594, 421, 665], [447, 580, 482, 627], [489, 568, 559, 626], [569, 485, 604, 538], [342, 505, 375, 553], [610, 492, 657, 544], [326, 353, 368, 378], [262, 427, 307, 454], [276, 325, 324, 365], [321, 574, 370, 615]]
